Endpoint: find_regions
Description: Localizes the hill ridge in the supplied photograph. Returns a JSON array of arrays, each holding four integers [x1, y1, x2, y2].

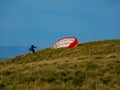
[[0, 40, 120, 90]]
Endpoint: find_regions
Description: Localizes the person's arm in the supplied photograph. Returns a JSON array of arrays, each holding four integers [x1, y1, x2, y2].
[[34, 45, 36, 48]]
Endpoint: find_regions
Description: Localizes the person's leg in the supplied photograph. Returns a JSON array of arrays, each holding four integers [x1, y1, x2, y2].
[[32, 49, 35, 53]]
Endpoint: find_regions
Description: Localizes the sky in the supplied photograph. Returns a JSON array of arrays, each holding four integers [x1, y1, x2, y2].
[[0, 0, 120, 49]]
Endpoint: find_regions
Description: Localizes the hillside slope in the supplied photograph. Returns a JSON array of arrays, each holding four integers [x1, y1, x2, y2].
[[0, 40, 120, 90]]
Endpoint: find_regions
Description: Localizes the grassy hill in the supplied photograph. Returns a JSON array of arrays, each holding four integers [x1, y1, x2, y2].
[[0, 40, 120, 90]]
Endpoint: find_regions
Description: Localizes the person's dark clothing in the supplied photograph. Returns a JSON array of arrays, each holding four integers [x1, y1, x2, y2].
[[29, 44, 36, 53]]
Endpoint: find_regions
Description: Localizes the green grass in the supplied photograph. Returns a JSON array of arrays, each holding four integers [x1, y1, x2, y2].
[[0, 40, 120, 90]]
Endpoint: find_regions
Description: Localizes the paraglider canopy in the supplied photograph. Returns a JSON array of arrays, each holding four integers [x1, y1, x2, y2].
[[52, 37, 78, 49]]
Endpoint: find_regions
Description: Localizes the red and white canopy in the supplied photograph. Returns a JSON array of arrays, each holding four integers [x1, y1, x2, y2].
[[52, 37, 78, 48]]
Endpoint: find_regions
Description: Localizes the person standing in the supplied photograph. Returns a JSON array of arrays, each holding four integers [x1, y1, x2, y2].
[[29, 43, 36, 53]]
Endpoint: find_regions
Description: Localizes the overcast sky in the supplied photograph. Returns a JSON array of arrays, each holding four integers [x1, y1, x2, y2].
[[0, 0, 120, 49]]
